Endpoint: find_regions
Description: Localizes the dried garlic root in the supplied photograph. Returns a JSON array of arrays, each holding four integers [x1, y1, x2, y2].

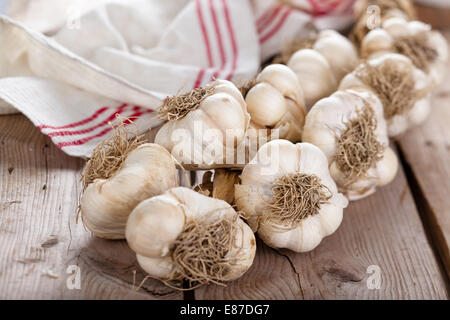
[[340, 53, 432, 136], [155, 80, 250, 168], [235, 140, 348, 252], [126, 187, 256, 288], [303, 88, 398, 200], [361, 17, 448, 87]]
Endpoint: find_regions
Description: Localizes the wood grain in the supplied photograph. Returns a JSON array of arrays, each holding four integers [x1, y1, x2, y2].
[[0, 115, 182, 299], [396, 30, 450, 280], [2, 26, 450, 298], [195, 162, 448, 299]]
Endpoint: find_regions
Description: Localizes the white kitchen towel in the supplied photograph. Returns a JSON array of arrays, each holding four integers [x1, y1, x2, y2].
[[0, 0, 355, 158]]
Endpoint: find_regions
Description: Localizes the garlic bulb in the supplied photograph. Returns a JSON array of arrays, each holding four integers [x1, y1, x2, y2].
[[351, 0, 416, 46], [303, 88, 398, 200], [361, 17, 449, 86], [243, 64, 306, 142], [235, 140, 348, 252], [287, 30, 359, 108], [80, 143, 179, 239], [339, 53, 432, 136], [126, 187, 256, 287], [155, 80, 250, 168]]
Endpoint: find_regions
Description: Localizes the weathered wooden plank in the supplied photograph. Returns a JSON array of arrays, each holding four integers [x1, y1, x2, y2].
[[416, 4, 450, 29], [195, 162, 448, 299], [396, 30, 450, 281], [0, 115, 182, 299]]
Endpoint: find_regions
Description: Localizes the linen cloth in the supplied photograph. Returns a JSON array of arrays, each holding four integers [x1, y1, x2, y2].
[[0, 0, 355, 158]]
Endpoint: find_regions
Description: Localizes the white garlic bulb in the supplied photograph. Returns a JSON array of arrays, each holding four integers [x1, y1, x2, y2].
[[353, 0, 415, 23], [303, 88, 398, 200], [361, 17, 448, 86], [287, 30, 359, 108], [351, 0, 416, 46], [155, 80, 249, 167], [244, 64, 306, 142], [235, 140, 348, 252], [80, 143, 179, 239], [340, 53, 432, 136], [126, 187, 256, 286]]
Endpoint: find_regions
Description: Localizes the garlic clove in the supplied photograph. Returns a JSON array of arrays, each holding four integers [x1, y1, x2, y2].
[[213, 79, 247, 106], [126, 194, 186, 258], [339, 72, 368, 92], [376, 147, 399, 187], [317, 201, 344, 236], [388, 114, 410, 137], [274, 98, 306, 142], [80, 143, 179, 239], [256, 64, 305, 105], [288, 49, 337, 108], [224, 218, 256, 280], [258, 214, 325, 253], [407, 96, 431, 126], [313, 30, 359, 80], [244, 64, 306, 143], [361, 29, 393, 57], [382, 17, 410, 38], [430, 31, 449, 62], [245, 82, 287, 127], [407, 20, 431, 34], [136, 254, 175, 280], [201, 91, 248, 141]]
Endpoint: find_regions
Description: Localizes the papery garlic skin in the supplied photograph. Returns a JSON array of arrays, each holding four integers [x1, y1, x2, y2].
[[361, 17, 449, 86], [303, 88, 398, 200], [235, 140, 348, 252], [80, 143, 179, 239], [339, 53, 431, 137], [245, 64, 306, 142], [155, 80, 250, 167], [126, 187, 256, 282], [288, 30, 358, 108]]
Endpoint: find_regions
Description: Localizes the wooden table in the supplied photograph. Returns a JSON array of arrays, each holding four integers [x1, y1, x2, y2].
[[1, 34, 449, 301]]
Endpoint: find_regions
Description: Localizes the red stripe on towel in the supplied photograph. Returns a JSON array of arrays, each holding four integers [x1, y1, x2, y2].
[[57, 110, 152, 148], [259, 8, 292, 44], [46, 105, 133, 137], [222, 0, 238, 81]]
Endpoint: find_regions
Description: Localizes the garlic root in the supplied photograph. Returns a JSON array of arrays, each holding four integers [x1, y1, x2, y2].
[[303, 88, 398, 200], [155, 80, 250, 168], [126, 187, 256, 288], [235, 140, 348, 252]]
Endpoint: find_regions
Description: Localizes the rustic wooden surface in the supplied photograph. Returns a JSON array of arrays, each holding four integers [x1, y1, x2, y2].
[[0, 116, 182, 300], [396, 30, 450, 281], [1, 110, 448, 300], [1, 10, 450, 301], [196, 163, 447, 299]]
